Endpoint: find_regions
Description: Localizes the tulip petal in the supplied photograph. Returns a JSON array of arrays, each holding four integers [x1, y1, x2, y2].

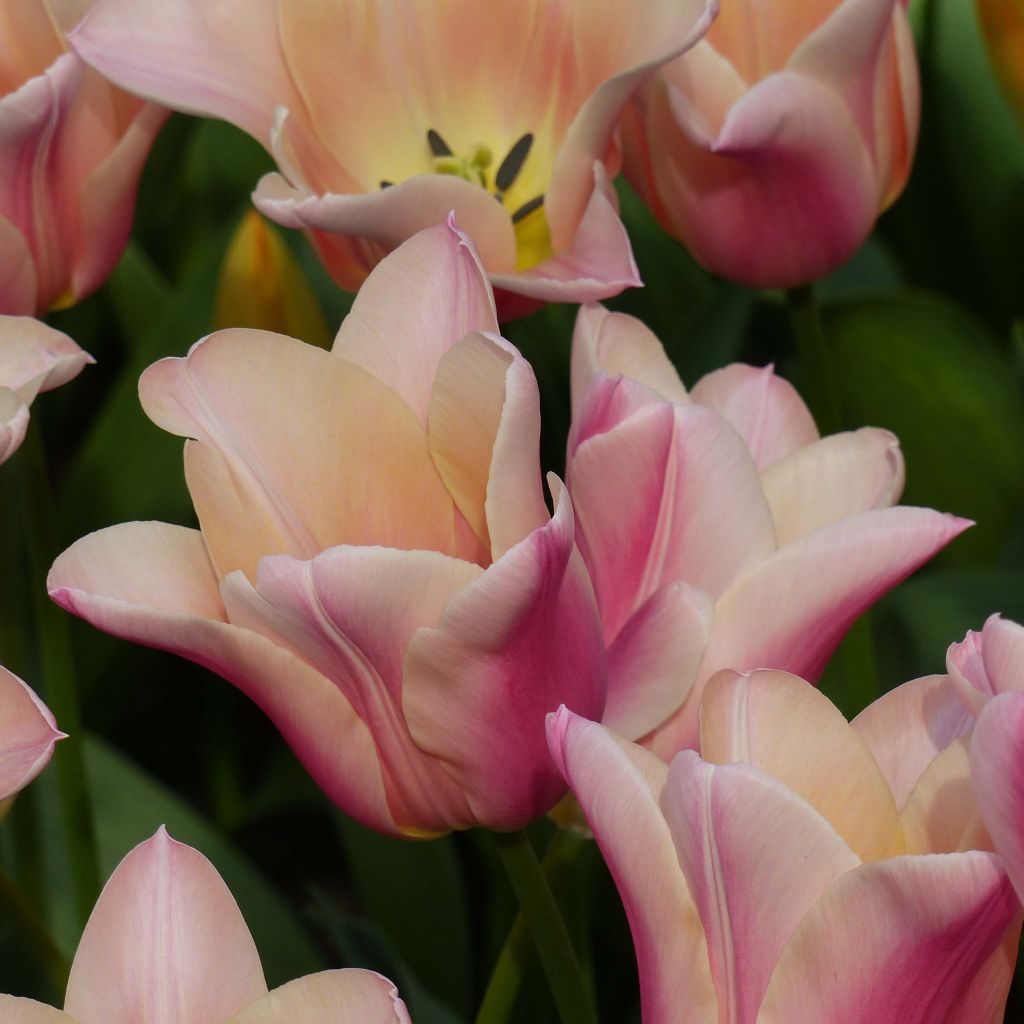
[[332, 218, 497, 425], [403, 481, 606, 830], [571, 396, 775, 640], [227, 970, 410, 1024], [48, 522, 397, 835], [664, 751, 859, 1024], [605, 581, 713, 740], [760, 427, 904, 545], [758, 852, 1021, 1024], [971, 692, 1024, 905], [139, 329, 457, 580], [546, 708, 715, 1024], [65, 827, 267, 1024], [699, 669, 903, 861], [651, 507, 970, 754], [947, 614, 1024, 715], [0, 389, 30, 463], [569, 304, 686, 418], [0, 997, 72, 1024], [689, 363, 818, 470], [851, 674, 972, 809], [220, 547, 481, 834], [0, 665, 64, 802], [70, 0, 300, 146], [0, 216, 37, 315], [0, 315, 93, 400]]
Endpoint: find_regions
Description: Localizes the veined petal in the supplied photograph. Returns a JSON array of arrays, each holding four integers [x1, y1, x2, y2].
[[758, 853, 1021, 1024], [332, 218, 497, 425], [139, 329, 457, 580], [0, 665, 63, 802], [851, 674, 972, 809], [947, 614, 1024, 715], [0, 1, 64, 91], [403, 480, 606, 830], [0, 315, 92, 400], [48, 522, 398, 835], [0, 997, 73, 1024], [569, 304, 686, 418], [664, 751, 858, 1024], [227, 971, 410, 1024], [546, 709, 715, 1024], [761, 427, 904, 545], [65, 827, 267, 1024], [699, 669, 903, 861], [689, 363, 818, 470]]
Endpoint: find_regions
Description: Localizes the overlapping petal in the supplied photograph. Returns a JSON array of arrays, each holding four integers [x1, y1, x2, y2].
[[0, 665, 63, 803]]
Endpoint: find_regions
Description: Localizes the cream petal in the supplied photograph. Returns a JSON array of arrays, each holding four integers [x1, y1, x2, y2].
[[0, 665, 64, 802], [0, 997, 74, 1024]]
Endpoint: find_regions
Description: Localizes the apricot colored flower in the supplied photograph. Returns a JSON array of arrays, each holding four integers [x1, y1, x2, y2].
[[0, 664, 63, 817], [0, 316, 92, 464], [549, 667, 1021, 1024], [975, 0, 1024, 124], [0, 0, 165, 314], [70, 0, 716, 313], [0, 827, 410, 1023], [620, 0, 919, 287], [566, 304, 967, 755], [49, 220, 606, 838]]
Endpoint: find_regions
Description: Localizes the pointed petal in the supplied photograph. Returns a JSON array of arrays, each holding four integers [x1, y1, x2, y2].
[[570, 304, 686, 419], [228, 971, 410, 1024], [605, 581, 713, 741], [403, 481, 606, 830], [699, 669, 903, 861], [0, 665, 63, 802], [971, 692, 1024, 905], [332, 218, 498, 425], [139, 329, 456, 580], [664, 751, 858, 1024], [761, 428, 904, 545], [851, 674, 973, 809], [65, 827, 267, 1024], [689, 363, 818, 470], [759, 853, 1021, 1024], [0, 315, 92, 399], [0, 997, 73, 1024], [220, 547, 481, 835], [546, 708, 715, 1024], [48, 523, 398, 835]]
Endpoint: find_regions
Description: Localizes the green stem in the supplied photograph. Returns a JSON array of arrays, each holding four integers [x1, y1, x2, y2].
[[483, 830, 596, 1024], [0, 862, 69, 996], [17, 426, 101, 927], [785, 285, 843, 435]]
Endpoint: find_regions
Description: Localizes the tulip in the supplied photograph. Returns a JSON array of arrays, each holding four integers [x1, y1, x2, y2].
[[567, 303, 968, 756], [0, 316, 92, 465], [975, 0, 1024, 124], [620, 0, 919, 288], [0, 0, 166, 315], [548, 667, 1022, 1024], [0, 827, 410, 1023], [70, 0, 717, 314], [0, 664, 64, 818], [947, 613, 1024, 715], [48, 220, 606, 837]]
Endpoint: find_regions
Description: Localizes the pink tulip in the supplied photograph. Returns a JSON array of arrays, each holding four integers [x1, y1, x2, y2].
[[0, 0, 166, 314], [0, 827, 410, 1023], [620, 0, 919, 287], [69, 0, 717, 314], [0, 316, 92, 464], [0, 664, 63, 813], [549, 667, 1022, 1024], [48, 220, 606, 837], [947, 613, 1024, 715], [567, 303, 968, 756]]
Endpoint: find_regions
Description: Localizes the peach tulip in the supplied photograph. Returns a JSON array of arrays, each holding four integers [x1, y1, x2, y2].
[[566, 304, 968, 756], [549, 667, 1022, 1024], [70, 0, 716, 315], [620, 0, 919, 288], [946, 613, 1024, 715], [0, 0, 165, 314], [976, 0, 1024, 124], [48, 220, 606, 838], [0, 316, 92, 464], [0, 664, 63, 816], [0, 827, 410, 1023]]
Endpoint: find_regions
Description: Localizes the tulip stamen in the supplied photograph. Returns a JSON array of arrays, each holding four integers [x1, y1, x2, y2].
[[380, 179, 393, 189], [511, 194, 544, 223], [495, 133, 533, 192], [427, 129, 453, 157]]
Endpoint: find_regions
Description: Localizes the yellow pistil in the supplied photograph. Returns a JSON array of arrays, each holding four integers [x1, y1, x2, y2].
[[433, 143, 493, 188]]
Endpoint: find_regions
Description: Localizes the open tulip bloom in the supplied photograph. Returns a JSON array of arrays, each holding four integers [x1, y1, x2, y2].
[[0, 827, 410, 1023], [48, 219, 607, 838], [549, 666, 1024, 1024], [567, 303, 969, 755], [620, 0, 919, 287], [68, 0, 718, 313], [0, 664, 63, 815]]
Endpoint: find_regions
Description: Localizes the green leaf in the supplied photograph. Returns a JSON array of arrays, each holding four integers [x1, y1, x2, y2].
[[826, 291, 1024, 562]]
